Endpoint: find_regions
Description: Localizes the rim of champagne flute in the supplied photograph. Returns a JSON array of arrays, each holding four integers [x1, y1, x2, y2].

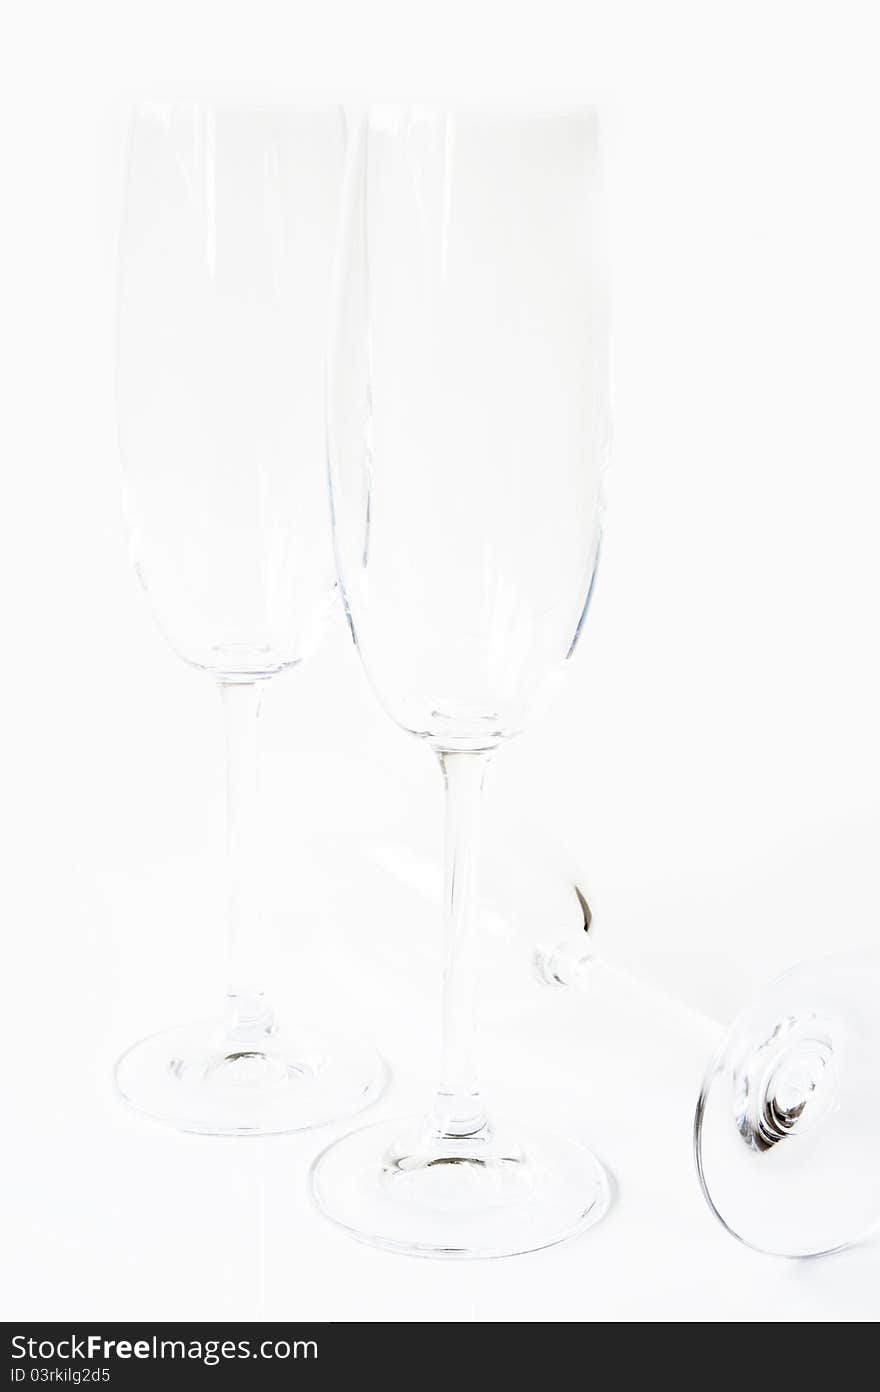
[[127, 96, 348, 117], [359, 101, 601, 127]]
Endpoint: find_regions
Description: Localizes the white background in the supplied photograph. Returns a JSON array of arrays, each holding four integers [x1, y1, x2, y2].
[[3, 0, 880, 1322]]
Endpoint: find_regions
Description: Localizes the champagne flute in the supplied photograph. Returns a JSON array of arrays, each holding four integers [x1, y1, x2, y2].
[[115, 103, 383, 1134], [313, 107, 612, 1256]]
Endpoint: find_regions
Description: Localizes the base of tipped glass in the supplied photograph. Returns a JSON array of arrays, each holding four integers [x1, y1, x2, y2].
[[310, 1114, 612, 1258], [694, 952, 880, 1258], [114, 1019, 385, 1136]]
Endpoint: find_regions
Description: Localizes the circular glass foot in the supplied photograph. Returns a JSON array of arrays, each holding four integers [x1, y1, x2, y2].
[[695, 951, 880, 1257], [115, 1021, 385, 1136], [310, 1114, 612, 1258]]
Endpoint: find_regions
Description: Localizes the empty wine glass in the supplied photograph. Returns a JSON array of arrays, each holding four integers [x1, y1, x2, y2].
[[115, 103, 383, 1134], [313, 107, 612, 1256]]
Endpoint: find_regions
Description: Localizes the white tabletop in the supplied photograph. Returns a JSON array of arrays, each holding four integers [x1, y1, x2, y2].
[[4, 643, 879, 1321]]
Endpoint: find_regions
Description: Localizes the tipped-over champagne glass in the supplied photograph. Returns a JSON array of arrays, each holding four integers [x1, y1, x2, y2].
[[115, 103, 383, 1134], [313, 107, 612, 1256], [498, 872, 880, 1259], [521, 892, 880, 1258]]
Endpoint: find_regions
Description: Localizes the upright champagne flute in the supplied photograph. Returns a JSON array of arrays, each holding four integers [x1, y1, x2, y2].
[[313, 107, 612, 1255], [115, 103, 383, 1134]]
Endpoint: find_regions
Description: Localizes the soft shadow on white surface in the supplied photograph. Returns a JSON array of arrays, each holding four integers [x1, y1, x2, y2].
[[4, 812, 880, 1319]]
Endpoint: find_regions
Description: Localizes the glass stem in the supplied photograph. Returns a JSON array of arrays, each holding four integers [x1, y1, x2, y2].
[[430, 748, 493, 1138], [219, 680, 275, 1043]]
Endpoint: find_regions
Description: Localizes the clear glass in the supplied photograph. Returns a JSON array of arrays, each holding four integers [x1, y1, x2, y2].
[[114, 103, 383, 1134], [312, 107, 612, 1256], [493, 867, 880, 1262], [694, 950, 880, 1258]]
